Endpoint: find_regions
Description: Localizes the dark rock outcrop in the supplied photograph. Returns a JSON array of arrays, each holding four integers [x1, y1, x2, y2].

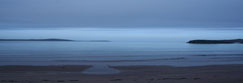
[[187, 39, 243, 44]]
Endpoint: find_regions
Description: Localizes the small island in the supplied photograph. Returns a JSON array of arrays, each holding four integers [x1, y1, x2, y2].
[[78, 40, 111, 42], [0, 38, 112, 42], [0, 38, 74, 41], [187, 39, 243, 44]]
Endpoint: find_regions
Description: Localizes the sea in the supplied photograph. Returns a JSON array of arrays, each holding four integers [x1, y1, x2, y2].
[[0, 27, 243, 67]]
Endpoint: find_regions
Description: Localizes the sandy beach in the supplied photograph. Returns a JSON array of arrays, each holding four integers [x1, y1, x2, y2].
[[0, 64, 243, 83]]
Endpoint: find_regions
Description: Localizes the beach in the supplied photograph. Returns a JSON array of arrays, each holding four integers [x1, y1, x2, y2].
[[1, 64, 243, 83]]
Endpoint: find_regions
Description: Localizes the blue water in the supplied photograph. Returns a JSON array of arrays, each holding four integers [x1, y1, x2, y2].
[[0, 28, 243, 66]]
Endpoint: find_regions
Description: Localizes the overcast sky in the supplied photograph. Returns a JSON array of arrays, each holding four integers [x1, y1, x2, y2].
[[0, 0, 243, 28]]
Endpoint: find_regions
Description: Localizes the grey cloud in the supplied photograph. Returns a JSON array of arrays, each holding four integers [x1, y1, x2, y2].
[[0, 0, 243, 28]]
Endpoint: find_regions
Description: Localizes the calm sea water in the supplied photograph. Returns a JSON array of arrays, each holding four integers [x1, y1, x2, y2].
[[0, 28, 243, 66]]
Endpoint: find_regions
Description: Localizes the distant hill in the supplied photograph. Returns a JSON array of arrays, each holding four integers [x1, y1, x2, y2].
[[187, 39, 243, 44]]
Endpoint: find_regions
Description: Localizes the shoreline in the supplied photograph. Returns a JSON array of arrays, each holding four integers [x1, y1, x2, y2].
[[1, 64, 243, 83]]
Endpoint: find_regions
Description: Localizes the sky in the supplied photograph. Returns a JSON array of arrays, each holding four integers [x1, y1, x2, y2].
[[0, 0, 243, 28]]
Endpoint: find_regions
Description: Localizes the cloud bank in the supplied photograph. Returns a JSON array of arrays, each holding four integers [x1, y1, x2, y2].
[[0, 0, 243, 28]]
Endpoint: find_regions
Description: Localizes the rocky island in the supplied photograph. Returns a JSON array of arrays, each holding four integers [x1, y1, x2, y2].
[[187, 39, 243, 44]]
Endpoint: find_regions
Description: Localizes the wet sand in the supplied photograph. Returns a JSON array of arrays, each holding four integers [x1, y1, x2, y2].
[[0, 65, 243, 83]]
